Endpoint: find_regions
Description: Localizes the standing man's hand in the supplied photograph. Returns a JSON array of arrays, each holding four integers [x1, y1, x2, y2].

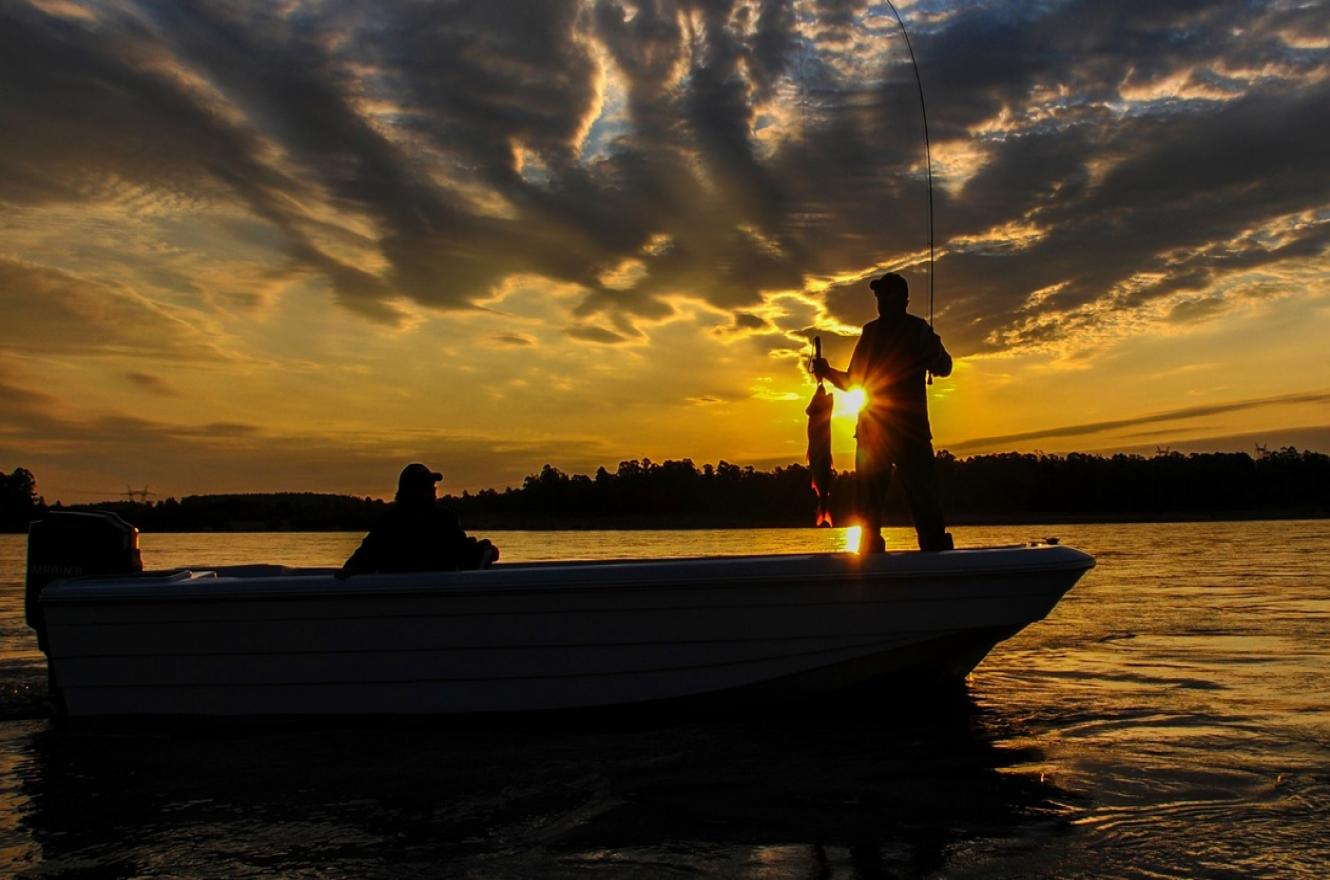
[[812, 357, 851, 390]]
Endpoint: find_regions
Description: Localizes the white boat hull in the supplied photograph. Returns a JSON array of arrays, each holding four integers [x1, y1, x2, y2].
[[38, 546, 1093, 718]]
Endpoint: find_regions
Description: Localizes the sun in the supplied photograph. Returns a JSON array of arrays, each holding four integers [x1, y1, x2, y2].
[[835, 387, 867, 418]]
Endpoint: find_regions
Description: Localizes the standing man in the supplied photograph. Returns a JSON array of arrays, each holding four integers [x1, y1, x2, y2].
[[812, 272, 954, 554]]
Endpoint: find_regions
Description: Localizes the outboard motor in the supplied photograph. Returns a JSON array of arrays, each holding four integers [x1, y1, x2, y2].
[[26, 510, 142, 652]]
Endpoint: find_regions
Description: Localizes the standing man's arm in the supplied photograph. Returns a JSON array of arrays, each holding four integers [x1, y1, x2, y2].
[[931, 334, 952, 378], [925, 325, 952, 378], [812, 330, 868, 391]]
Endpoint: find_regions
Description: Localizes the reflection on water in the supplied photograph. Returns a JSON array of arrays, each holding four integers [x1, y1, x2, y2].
[[5, 696, 1063, 879], [1, 521, 1329, 878]]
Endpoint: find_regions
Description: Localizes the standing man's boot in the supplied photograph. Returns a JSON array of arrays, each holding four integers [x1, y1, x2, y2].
[[859, 528, 887, 554], [921, 531, 954, 552]]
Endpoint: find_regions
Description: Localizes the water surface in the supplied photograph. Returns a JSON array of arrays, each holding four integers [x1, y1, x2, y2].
[[2, 522, 1327, 878]]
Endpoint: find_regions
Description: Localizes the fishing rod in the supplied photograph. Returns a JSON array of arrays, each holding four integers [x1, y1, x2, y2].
[[882, 0, 935, 331]]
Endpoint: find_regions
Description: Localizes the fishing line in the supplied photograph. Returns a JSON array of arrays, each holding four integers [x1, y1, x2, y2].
[[882, 0, 935, 330]]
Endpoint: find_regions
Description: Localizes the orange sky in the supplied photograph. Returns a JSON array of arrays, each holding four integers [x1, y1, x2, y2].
[[3, 0, 1329, 501]]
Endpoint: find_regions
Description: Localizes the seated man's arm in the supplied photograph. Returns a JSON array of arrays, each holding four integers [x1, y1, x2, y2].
[[437, 509, 499, 570], [337, 529, 384, 579]]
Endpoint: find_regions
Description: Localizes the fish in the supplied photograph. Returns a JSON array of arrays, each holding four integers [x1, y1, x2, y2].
[[806, 336, 834, 526]]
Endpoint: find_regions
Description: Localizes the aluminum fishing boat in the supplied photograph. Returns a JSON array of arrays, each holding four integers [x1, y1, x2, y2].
[[26, 512, 1093, 719]]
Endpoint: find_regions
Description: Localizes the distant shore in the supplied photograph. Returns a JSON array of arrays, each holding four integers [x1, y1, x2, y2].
[[4, 508, 1321, 534], [6, 449, 1329, 533]]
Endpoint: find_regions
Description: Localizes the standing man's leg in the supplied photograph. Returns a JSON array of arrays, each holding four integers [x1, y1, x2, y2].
[[855, 440, 890, 553], [893, 435, 952, 551]]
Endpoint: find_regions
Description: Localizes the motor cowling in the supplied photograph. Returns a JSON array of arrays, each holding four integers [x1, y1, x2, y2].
[[26, 510, 142, 651]]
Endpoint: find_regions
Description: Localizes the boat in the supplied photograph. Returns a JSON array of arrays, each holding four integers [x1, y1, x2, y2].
[[25, 511, 1094, 719]]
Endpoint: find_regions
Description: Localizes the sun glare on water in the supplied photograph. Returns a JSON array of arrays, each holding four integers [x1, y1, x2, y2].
[[836, 388, 867, 417], [844, 525, 862, 554]]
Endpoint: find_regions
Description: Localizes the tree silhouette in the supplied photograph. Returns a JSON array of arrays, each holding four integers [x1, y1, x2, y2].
[[0, 467, 46, 531]]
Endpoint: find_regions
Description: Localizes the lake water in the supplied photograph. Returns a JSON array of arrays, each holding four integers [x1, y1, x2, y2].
[[1, 522, 1328, 878]]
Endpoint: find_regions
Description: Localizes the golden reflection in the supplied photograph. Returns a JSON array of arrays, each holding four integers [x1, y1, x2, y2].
[[844, 525, 862, 554], [835, 387, 867, 418]]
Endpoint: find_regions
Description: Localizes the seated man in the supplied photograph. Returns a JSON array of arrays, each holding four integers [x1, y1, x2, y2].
[[338, 463, 498, 578]]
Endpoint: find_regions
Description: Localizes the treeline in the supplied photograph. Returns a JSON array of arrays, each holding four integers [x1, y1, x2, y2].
[[450, 448, 1330, 527], [4, 447, 1329, 532]]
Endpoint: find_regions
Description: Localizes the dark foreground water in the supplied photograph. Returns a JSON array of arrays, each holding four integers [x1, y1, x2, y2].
[[1, 522, 1328, 878]]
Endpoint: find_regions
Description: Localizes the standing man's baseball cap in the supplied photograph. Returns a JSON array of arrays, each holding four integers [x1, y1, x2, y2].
[[868, 272, 908, 297]]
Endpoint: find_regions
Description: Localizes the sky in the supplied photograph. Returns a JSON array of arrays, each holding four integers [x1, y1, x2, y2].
[[3, 0, 1329, 501]]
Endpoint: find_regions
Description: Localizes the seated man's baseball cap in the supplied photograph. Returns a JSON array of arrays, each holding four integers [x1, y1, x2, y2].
[[398, 462, 443, 491]]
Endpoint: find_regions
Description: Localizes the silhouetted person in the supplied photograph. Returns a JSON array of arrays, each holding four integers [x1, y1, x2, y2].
[[813, 273, 954, 553], [338, 463, 498, 578]]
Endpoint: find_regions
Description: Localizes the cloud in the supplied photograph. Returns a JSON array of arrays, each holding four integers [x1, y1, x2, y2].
[[0, 0, 943, 327], [5, 0, 1326, 355], [949, 389, 1330, 452], [914, 1, 1330, 354], [1106, 424, 1330, 457], [0, 258, 224, 359], [0, 373, 58, 411], [714, 310, 772, 338], [565, 324, 630, 344], [0, 384, 616, 499], [123, 371, 181, 396], [492, 333, 537, 347]]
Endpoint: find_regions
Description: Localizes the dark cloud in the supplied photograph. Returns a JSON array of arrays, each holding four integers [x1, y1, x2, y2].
[[0, 1, 411, 322], [950, 389, 1330, 452], [797, 324, 858, 366], [492, 333, 537, 347], [0, 374, 58, 410], [3, 0, 1327, 351], [917, 0, 1330, 351], [565, 325, 630, 344], [123, 372, 181, 396]]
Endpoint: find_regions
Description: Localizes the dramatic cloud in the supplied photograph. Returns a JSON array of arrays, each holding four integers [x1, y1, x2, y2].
[[5, 0, 1328, 349], [4, 0, 1329, 495]]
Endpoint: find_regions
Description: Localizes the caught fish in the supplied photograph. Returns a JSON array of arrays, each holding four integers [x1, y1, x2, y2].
[[806, 336, 834, 527]]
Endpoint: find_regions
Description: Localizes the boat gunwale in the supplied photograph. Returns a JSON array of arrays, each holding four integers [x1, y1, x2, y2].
[[39, 545, 1094, 606]]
